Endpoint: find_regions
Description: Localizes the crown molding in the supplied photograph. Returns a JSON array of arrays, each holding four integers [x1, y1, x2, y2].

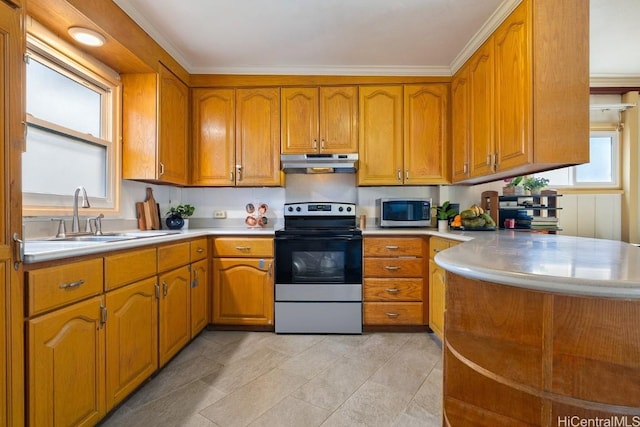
[[188, 65, 453, 77], [449, 0, 522, 74]]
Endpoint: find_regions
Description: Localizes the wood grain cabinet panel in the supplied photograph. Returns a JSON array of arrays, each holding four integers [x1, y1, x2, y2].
[[28, 296, 106, 427], [158, 265, 191, 367], [27, 258, 103, 315], [363, 237, 427, 326], [281, 86, 357, 154], [105, 277, 158, 411], [122, 63, 189, 185], [190, 258, 209, 338], [104, 247, 157, 291], [235, 88, 281, 186], [214, 237, 273, 258], [158, 241, 190, 273], [191, 88, 236, 186]]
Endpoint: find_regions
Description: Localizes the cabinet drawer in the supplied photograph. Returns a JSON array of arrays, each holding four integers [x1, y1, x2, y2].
[[364, 237, 425, 257], [214, 237, 273, 257], [363, 278, 423, 301], [363, 302, 424, 325], [27, 258, 104, 315], [190, 238, 208, 261], [158, 241, 190, 272], [363, 257, 425, 278], [105, 247, 157, 290], [430, 237, 451, 259]]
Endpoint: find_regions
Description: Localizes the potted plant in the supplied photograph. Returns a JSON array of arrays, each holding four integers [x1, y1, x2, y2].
[[166, 204, 195, 230], [436, 201, 458, 232], [503, 176, 524, 195], [522, 176, 549, 195]]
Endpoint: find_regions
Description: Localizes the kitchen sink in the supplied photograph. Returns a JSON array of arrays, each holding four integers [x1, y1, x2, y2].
[[29, 230, 180, 243]]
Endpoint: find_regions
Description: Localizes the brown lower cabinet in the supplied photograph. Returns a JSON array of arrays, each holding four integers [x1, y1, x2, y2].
[[363, 236, 427, 326], [24, 237, 210, 425]]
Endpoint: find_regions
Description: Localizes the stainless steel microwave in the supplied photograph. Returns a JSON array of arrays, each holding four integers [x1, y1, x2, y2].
[[375, 198, 431, 227]]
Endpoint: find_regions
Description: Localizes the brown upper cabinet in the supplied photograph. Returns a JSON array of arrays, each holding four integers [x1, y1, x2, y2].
[[452, 0, 589, 184], [192, 87, 282, 187], [281, 86, 358, 154], [358, 84, 449, 185], [122, 63, 189, 185]]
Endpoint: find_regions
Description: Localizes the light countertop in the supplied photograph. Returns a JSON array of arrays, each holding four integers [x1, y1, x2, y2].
[[25, 225, 640, 299]]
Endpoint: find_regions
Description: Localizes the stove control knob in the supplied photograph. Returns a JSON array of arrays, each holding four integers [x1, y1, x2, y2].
[[296, 206, 302, 212], [346, 206, 352, 212], [287, 206, 293, 212], [338, 206, 344, 212]]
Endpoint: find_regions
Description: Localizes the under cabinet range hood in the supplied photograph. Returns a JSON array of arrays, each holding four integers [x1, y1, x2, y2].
[[281, 153, 358, 174]]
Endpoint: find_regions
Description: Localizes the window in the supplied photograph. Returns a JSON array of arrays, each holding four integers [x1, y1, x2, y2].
[[22, 34, 120, 214], [534, 130, 619, 188]]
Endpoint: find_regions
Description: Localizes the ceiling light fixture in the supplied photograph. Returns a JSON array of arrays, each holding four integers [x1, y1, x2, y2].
[[68, 27, 106, 47]]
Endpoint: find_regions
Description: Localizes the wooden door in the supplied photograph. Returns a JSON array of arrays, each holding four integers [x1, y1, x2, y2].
[[358, 85, 403, 185], [213, 258, 274, 325], [494, 2, 532, 171], [192, 88, 236, 185], [158, 63, 189, 185], [190, 259, 209, 338], [319, 86, 358, 153], [235, 88, 281, 186], [281, 87, 318, 154], [158, 266, 191, 366], [28, 296, 106, 427], [0, 3, 24, 425], [468, 41, 495, 178], [403, 84, 449, 184], [451, 67, 470, 182], [105, 278, 158, 411]]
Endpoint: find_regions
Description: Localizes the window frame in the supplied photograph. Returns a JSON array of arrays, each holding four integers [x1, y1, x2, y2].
[[535, 126, 620, 190], [23, 30, 121, 216]]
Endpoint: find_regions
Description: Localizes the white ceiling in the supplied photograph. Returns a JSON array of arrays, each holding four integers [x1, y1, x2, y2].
[[113, 0, 640, 80]]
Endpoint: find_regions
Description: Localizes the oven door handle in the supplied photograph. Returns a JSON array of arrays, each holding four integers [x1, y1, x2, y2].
[[275, 235, 362, 241]]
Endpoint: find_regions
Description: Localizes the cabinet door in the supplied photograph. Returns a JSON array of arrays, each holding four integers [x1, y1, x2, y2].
[[281, 87, 318, 154], [494, 2, 531, 171], [319, 86, 358, 153], [358, 85, 403, 185], [236, 88, 281, 186], [468, 41, 495, 178], [158, 266, 191, 367], [429, 259, 446, 339], [213, 258, 274, 326], [158, 63, 189, 185], [28, 296, 105, 427], [190, 259, 209, 338], [451, 68, 470, 182], [404, 84, 449, 184], [105, 278, 158, 411], [192, 88, 236, 185]]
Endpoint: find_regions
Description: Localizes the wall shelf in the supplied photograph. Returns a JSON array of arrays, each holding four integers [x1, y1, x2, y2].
[[482, 190, 561, 233]]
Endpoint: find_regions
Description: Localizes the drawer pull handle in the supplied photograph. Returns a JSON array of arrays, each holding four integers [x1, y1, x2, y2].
[[60, 279, 85, 290], [235, 246, 251, 251], [385, 288, 400, 294], [196, 247, 204, 253], [385, 245, 399, 250], [385, 312, 400, 318], [384, 266, 400, 271]]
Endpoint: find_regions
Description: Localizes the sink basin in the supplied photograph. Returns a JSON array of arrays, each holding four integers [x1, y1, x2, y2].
[[30, 230, 180, 243]]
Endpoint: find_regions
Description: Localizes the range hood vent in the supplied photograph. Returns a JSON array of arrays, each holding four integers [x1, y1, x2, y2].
[[281, 153, 358, 174]]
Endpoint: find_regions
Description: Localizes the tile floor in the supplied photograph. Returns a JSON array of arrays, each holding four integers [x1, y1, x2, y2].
[[100, 330, 443, 427]]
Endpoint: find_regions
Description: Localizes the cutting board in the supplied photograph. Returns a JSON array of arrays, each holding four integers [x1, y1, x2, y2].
[[136, 202, 147, 230], [144, 188, 160, 230]]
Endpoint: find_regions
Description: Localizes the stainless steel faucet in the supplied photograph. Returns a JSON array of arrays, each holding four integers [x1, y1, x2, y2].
[[72, 186, 90, 233]]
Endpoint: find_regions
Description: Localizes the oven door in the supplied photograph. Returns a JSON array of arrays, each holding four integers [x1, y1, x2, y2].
[[275, 234, 362, 285]]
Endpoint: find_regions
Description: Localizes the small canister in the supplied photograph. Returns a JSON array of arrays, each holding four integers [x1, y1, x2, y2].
[[504, 218, 515, 229], [359, 214, 367, 229]]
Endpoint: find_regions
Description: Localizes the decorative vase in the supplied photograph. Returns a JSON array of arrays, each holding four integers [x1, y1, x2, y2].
[[165, 214, 184, 230], [438, 219, 449, 233]]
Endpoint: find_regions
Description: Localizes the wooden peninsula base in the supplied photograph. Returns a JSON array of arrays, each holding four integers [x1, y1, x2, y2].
[[443, 273, 640, 426]]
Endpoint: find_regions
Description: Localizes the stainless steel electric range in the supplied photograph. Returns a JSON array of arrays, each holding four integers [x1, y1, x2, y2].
[[274, 202, 363, 334]]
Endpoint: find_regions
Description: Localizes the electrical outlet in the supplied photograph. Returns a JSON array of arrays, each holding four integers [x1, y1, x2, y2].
[[214, 210, 227, 219]]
